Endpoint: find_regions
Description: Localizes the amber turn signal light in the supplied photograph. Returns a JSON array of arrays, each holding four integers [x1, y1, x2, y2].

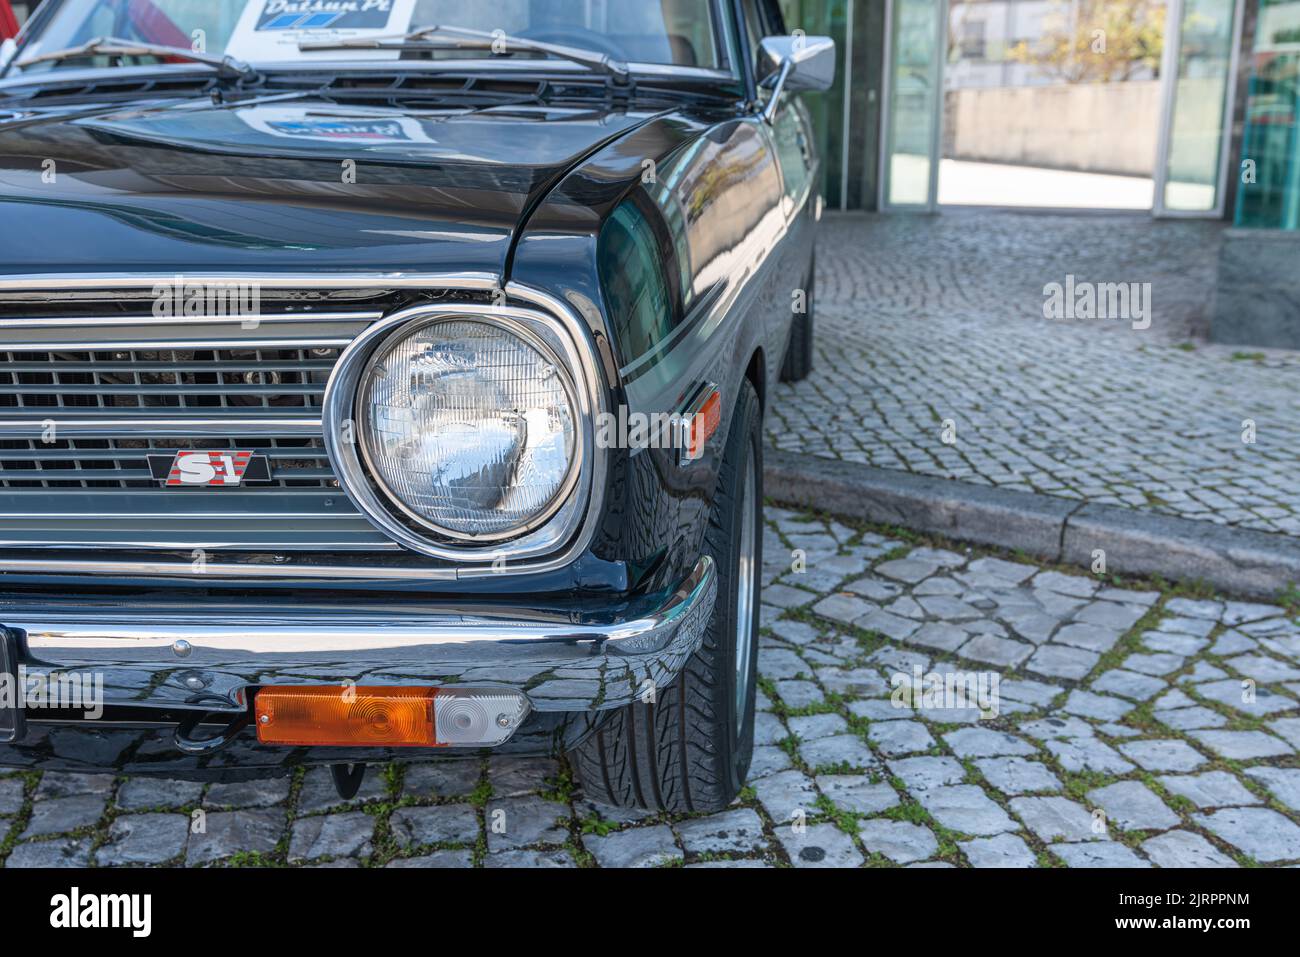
[[255, 686, 439, 747], [253, 685, 530, 748]]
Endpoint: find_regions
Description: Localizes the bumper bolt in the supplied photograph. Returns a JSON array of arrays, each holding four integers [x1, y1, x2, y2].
[[172, 640, 192, 658]]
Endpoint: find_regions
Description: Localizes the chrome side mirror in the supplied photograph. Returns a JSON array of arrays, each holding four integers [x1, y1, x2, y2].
[[757, 34, 836, 122]]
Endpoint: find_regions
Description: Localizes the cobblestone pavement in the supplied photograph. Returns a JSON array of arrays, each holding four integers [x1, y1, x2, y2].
[[768, 212, 1300, 536], [3, 507, 1298, 868]]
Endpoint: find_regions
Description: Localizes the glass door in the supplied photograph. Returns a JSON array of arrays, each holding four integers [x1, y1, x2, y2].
[[880, 0, 946, 209], [1154, 0, 1246, 215]]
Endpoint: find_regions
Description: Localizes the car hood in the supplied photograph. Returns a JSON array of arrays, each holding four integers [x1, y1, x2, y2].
[[0, 94, 652, 279]]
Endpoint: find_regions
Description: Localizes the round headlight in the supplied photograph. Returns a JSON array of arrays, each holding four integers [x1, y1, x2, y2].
[[358, 318, 579, 541]]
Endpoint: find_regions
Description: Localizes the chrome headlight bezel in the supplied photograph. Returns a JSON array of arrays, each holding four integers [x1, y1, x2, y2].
[[323, 299, 600, 564]]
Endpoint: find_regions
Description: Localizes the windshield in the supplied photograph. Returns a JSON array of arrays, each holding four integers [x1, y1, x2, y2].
[[9, 0, 723, 74]]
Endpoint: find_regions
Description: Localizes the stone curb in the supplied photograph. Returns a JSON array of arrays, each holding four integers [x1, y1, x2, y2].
[[765, 448, 1300, 600]]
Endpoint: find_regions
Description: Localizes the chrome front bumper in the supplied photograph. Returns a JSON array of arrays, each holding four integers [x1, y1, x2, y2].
[[1, 556, 716, 729]]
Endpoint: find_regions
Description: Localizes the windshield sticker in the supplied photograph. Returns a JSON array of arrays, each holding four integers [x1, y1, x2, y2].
[[226, 0, 417, 61]]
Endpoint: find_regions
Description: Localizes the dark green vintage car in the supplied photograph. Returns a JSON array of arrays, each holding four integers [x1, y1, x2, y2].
[[0, 0, 831, 812]]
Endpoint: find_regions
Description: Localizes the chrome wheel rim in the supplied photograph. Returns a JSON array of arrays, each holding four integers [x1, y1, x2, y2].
[[734, 444, 758, 721]]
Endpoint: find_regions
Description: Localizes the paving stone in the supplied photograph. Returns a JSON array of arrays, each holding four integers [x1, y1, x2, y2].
[[297, 766, 390, 812], [960, 833, 1037, 868], [1117, 738, 1207, 772], [1032, 571, 1099, 597], [204, 777, 292, 809], [385, 850, 474, 868], [1122, 652, 1187, 676], [1188, 729, 1291, 761], [788, 714, 849, 746], [1158, 772, 1262, 809], [848, 697, 912, 721], [888, 756, 966, 790], [186, 810, 284, 866], [763, 583, 818, 609], [1144, 632, 1210, 656], [4, 837, 92, 868], [1266, 716, 1300, 749], [1052, 841, 1150, 868], [1043, 738, 1136, 775], [1164, 598, 1223, 619], [819, 774, 900, 815], [768, 619, 820, 645], [1222, 602, 1287, 626], [1052, 623, 1122, 654], [868, 645, 930, 674], [401, 762, 483, 800], [1155, 616, 1218, 638], [964, 558, 1037, 584], [1243, 767, 1300, 812], [1141, 830, 1239, 868], [585, 825, 682, 868], [1182, 662, 1228, 683], [761, 648, 814, 680], [1091, 669, 1168, 701], [998, 678, 1064, 708], [96, 813, 189, 866], [0, 778, 25, 815], [389, 804, 480, 849], [1026, 644, 1099, 680], [944, 727, 1035, 758], [958, 634, 1033, 668], [802, 733, 878, 770], [974, 757, 1062, 795], [34, 772, 115, 799], [857, 609, 921, 641], [1191, 679, 1295, 717], [843, 577, 904, 601], [819, 667, 890, 697], [1225, 654, 1300, 683], [22, 795, 105, 838], [486, 797, 569, 850], [483, 849, 575, 868], [1086, 782, 1180, 831], [112, 778, 203, 812], [1010, 796, 1103, 843], [908, 622, 970, 653], [1154, 706, 1228, 731], [875, 558, 941, 584], [1020, 715, 1098, 740], [1209, 630, 1259, 656], [812, 593, 876, 625], [1074, 601, 1147, 632], [773, 679, 824, 710], [748, 745, 794, 779], [1062, 690, 1134, 721], [751, 769, 818, 823], [674, 808, 768, 856], [488, 757, 560, 796], [915, 784, 1017, 836], [776, 822, 865, 868], [289, 812, 374, 862], [857, 819, 938, 864], [867, 721, 935, 757], [1194, 808, 1300, 863]]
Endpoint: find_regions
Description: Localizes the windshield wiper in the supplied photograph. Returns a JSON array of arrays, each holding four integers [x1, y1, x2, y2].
[[15, 36, 257, 82], [298, 24, 631, 84]]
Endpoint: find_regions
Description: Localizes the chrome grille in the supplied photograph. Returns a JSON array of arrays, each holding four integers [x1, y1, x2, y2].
[[0, 300, 396, 551]]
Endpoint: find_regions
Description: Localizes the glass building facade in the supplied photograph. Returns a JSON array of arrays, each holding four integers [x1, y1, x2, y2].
[[1235, 0, 1300, 228]]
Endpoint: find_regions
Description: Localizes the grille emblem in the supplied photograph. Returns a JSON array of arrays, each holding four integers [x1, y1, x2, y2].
[[147, 452, 270, 487]]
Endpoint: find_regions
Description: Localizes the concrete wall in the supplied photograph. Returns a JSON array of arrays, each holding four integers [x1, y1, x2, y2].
[[944, 81, 1162, 177], [1211, 229, 1300, 349]]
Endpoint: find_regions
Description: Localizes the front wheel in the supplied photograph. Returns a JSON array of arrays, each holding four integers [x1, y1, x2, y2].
[[571, 379, 762, 813]]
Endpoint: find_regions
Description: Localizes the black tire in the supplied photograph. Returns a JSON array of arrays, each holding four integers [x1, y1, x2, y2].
[[571, 379, 762, 813], [779, 252, 816, 382]]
